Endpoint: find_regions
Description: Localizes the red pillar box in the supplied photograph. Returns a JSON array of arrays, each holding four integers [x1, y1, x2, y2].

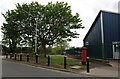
[[81, 47, 87, 65]]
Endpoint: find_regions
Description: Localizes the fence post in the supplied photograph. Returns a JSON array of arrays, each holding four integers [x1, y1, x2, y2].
[[35, 54, 38, 63], [14, 53, 16, 60], [48, 55, 50, 66], [64, 56, 67, 69], [87, 57, 90, 73], [27, 54, 29, 62], [20, 53, 22, 61]]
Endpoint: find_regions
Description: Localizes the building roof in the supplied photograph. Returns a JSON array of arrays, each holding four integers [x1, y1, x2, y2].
[[83, 10, 120, 41]]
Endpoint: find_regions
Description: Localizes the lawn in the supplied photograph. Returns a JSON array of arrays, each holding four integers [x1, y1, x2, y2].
[[50, 55, 81, 66]]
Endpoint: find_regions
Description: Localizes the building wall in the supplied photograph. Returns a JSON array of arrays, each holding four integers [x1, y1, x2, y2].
[[84, 11, 120, 59], [84, 16, 102, 58], [102, 12, 119, 58], [103, 12, 119, 43], [119, 15, 120, 41], [84, 17, 102, 45]]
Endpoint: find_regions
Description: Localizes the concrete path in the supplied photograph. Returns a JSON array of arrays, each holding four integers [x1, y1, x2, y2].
[[80, 61, 119, 77]]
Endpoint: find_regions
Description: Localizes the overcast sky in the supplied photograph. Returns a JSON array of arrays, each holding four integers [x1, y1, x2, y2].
[[0, 0, 119, 47]]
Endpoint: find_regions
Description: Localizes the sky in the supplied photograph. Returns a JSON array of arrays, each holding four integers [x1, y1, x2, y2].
[[0, 0, 119, 47]]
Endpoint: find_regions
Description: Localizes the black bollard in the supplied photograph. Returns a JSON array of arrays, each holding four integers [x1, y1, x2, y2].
[[48, 55, 50, 66], [20, 53, 22, 61], [87, 57, 90, 73], [64, 56, 67, 69], [35, 54, 38, 63], [14, 53, 16, 60], [6, 53, 8, 59], [27, 54, 29, 62]]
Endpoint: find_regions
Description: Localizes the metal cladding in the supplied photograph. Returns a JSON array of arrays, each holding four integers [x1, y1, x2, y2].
[[83, 10, 120, 59]]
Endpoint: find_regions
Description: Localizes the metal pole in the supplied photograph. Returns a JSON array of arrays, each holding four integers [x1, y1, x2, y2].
[[64, 56, 67, 69], [20, 53, 22, 61], [35, 18, 38, 63], [27, 54, 29, 62], [35, 54, 38, 63], [21, 46, 22, 53], [48, 55, 50, 66], [14, 53, 16, 60], [87, 57, 90, 73]]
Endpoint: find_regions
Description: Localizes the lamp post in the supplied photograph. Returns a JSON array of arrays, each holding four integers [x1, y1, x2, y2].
[[35, 17, 39, 63], [35, 17, 37, 56], [24, 11, 38, 63]]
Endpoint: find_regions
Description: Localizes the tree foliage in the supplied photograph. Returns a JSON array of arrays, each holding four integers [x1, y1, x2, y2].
[[1, 10, 22, 53], [1, 1, 83, 57], [51, 39, 69, 55]]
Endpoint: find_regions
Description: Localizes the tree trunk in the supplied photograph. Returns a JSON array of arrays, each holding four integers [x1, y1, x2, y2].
[[42, 44, 47, 58]]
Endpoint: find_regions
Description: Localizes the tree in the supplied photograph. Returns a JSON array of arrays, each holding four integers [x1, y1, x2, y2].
[[1, 10, 22, 54], [1, 1, 83, 57], [51, 39, 69, 55], [1, 2, 43, 54], [36, 2, 83, 57]]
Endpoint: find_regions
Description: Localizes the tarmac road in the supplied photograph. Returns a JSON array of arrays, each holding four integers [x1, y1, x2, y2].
[[2, 60, 90, 77], [2, 57, 118, 79]]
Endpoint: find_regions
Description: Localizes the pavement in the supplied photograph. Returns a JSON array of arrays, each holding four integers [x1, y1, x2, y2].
[[80, 60, 119, 77]]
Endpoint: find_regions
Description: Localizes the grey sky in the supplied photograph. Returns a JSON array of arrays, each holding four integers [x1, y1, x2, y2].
[[0, 0, 119, 47]]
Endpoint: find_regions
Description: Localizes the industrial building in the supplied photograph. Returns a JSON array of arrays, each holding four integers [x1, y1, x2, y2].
[[83, 10, 120, 59]]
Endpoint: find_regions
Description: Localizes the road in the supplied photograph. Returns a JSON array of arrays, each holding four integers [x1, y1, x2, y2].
[[2, 60, 90, 77]]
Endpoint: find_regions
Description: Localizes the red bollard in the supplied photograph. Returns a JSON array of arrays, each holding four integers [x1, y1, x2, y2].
[[81, 47, 87, 65]]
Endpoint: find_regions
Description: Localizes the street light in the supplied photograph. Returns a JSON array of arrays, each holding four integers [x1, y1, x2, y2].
[[35, 17, 39, 63], [24, 11, 39, 62], [35, 17, 38, 56]]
